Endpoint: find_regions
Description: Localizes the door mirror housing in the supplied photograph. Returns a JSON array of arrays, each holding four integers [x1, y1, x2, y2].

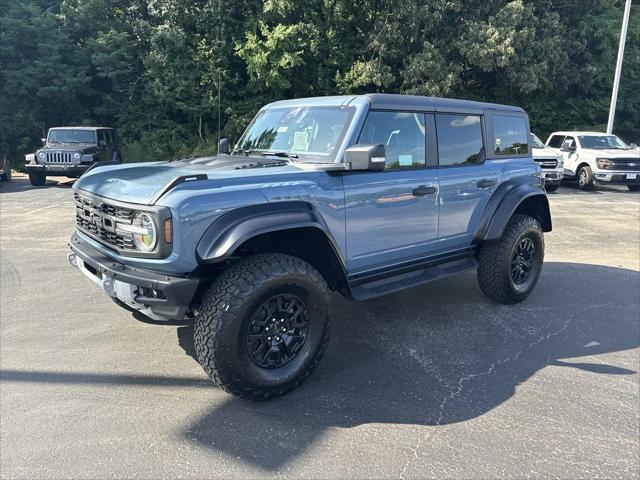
[[41, 138, 46, 146], [98, 139, 107, 147], [629, 143, 637, 150], [218, 138, 230, 155], [344, 144, 386, 171]]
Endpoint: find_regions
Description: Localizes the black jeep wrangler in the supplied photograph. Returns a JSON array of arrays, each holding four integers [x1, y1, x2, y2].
[[25, 127, 122, 186]]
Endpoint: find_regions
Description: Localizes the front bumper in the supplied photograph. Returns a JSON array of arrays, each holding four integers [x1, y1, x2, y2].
[[539, 170, 563, 185], [25, 163, 90, 177], [594, 171, 640, 185], [68, 232, 199, 321]]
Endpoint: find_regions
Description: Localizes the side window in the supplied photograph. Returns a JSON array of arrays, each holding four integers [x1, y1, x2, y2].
[[435, 114, 483, 166], [564, 136, 576, 149], [105, 131, 113, 145], [547, 135, 565, 148], [358, 111, 426, 169], [493, 115, 529, 155], [97, 130, 106, 146]]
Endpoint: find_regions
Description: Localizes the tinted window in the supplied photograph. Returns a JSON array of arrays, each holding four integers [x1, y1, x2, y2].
[[493, 116, 529, 155], [547, 135, 565, 148], [435, 114, 483, 166], [358, 111, 426, 169], [48, 129, 96, 144]]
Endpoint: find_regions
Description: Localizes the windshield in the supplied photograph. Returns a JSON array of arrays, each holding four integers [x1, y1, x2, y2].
[[235, 106, 355, 162], [48, 129, 96, 144], [530, 133, 546, 149], [578, 135, 628, 150]]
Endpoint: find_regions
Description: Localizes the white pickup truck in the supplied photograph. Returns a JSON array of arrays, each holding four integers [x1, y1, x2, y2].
[[531, 133, 563, 192], [545, 131, 640, 191]]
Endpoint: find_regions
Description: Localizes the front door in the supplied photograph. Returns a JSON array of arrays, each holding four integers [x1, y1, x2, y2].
[[343, 111, 439, 274]]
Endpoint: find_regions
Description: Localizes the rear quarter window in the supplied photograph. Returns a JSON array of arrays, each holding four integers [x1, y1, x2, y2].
[[493, 116, 529, 155]]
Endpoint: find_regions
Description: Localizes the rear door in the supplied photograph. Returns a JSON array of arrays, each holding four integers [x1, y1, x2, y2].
[[435, 113, 500, 251], [343, 110, 439, 274]]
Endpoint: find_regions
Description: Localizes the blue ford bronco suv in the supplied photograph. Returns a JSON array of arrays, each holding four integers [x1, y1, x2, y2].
[[68, 94, 551, 399]]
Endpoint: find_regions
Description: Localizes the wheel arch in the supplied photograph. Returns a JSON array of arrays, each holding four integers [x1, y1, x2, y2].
[[196, 202, 350, 294], [475, 177, 552, 242]]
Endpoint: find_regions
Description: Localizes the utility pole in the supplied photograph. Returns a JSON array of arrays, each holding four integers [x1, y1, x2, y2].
[[607, 0, 632, 134]]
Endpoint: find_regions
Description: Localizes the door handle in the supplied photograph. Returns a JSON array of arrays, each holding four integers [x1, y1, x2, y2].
[[412, 185, 437, 196], [477, 179, 496, 188]]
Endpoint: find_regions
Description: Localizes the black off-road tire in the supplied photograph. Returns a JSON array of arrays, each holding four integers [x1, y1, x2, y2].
[[544, 183, 559, 193], [477, 214, 544, 305], [28, 172, 46, 186], [627, 185, 640, 192], [577, 165, 594, 190], [194, 253, 330, 400]]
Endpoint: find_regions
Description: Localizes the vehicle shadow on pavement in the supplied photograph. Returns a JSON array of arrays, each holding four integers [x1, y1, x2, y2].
[[177, 262, 639, 470]]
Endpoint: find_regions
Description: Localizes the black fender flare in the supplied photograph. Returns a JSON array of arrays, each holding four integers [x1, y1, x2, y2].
[[196, 201, 344, 265], [474, 176, 552, 242]]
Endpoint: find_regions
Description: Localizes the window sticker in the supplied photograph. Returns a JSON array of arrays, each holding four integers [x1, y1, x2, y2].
[[399, 154, 413, 166], [495, 138, 502, 146], [277, 126, 288, 133], [292, 131, 309, 151]]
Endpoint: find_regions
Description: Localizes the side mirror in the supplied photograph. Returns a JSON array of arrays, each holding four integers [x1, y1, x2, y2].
[[41, 138, 46, 146], [344, 144, 386, 171], [98, 140, 107, 147], [630, 143, 637, 150], [218, 138, 230, 155]]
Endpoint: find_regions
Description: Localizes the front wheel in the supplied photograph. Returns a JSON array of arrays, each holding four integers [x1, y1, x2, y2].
[[477, 214, 545, 305], [194, 253, 330, 400], [627, 185, 640, 192], [577, 165, 594, 190], [28, 172, 46, 186]]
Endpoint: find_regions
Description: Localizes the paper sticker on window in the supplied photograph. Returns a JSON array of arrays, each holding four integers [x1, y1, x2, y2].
[[399, 154, 413, 166], [495, 138, 502, 146], [292, 131, 309, 151]]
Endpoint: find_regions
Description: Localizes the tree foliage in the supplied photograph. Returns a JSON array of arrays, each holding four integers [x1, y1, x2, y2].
[[1, 0, 638, 164]]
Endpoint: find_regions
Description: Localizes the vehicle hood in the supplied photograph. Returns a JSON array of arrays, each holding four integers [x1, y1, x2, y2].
[[582, 149, 640, 159], [38, 143, 97, 154], [532, 146, 559, 159], [74, 155, 325, 205]]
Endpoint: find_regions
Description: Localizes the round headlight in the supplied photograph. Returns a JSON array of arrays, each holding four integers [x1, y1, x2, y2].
[[131, 212, 157, 252], [38, 152, 45, 159], [73, 152, 81, 159]]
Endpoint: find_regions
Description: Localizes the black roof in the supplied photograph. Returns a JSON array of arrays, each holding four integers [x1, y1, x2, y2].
[[365, 93, 525, 114]]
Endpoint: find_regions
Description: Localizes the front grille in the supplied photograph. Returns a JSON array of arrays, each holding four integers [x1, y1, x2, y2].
[[534, 158, 558, 169], [599, 158, 640, 171], [74, 193, 137, 252], [45, 151, 74, 164]]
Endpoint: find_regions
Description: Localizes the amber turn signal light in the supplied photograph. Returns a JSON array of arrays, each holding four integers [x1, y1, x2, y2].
[[164, 218, 172, 244]]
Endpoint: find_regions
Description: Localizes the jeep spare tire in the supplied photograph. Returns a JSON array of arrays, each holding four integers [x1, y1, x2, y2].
[[194, 253, 330, 400]]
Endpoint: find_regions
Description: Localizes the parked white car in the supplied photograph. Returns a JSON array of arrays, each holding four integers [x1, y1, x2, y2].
[[546, 131, 640, 191], [531, 133, 563, 192]]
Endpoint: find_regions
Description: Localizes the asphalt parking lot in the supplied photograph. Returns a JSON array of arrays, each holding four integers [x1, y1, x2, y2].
[[1, 174, 639, 479]]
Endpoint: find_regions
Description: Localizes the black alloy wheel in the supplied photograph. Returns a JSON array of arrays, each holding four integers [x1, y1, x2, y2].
[[511, 237, 536, 285], [246, 294, 310, 369]]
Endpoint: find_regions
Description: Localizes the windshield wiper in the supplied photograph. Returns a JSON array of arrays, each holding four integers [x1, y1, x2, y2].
[[259, 151, 299, 160]]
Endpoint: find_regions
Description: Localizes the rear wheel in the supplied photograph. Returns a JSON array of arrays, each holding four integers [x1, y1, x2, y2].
[[627, 185, 640, 192], [194, 253, 330, 400], [477, 214, 545, 304], [28, 172, 46, 186], [577, 165, 594, 190]]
